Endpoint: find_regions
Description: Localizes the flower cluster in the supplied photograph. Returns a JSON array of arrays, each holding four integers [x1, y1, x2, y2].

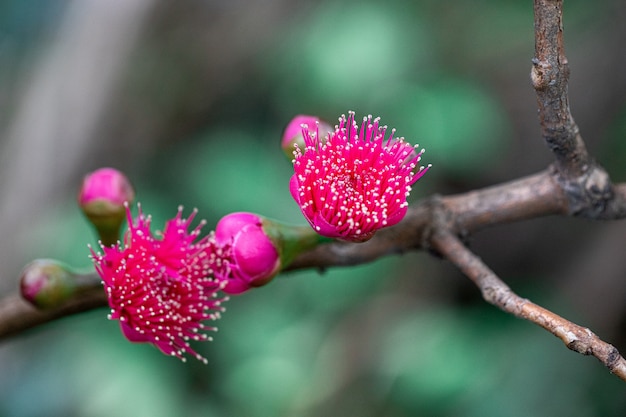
[[290, 111, 429, 241], [91, 205, 226, 363], [78, 110, 429, 363]]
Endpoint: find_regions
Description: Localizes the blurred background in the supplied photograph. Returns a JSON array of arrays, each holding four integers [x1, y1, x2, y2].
[[1, 0, 626, 415]]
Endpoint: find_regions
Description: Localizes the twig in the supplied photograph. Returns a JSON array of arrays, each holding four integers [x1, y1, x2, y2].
[[0, 172, 561, 340], [0, 288, 107, 340], [289, 172, 626, 270], [532, 0, 588, 177], [290, 170, 566, 270], [531, 0, 617, 220], [430, 230, 626, 382]]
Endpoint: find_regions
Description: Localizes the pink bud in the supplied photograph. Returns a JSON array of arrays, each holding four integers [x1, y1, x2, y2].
[[281, 115, 333, 160], [215, 212, 281, 295], [78, 167, 135, 207], [78, 168, 135, 246]]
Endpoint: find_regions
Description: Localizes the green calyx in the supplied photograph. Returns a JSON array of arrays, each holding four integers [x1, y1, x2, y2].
[[81, 200, 125, 246], [260, 217, 333, 269]]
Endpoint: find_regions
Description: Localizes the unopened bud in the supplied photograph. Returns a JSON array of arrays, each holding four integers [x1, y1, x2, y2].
[[20, 259, 100, 309], [281, 115, 332, 160], [78, 168, 135, 246], [214, 212, 328, 294], [215, 213, 280, 294]]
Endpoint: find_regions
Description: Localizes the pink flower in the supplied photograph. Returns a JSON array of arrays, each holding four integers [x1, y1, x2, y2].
[[91, 204, 226, 363], [214, 212, 281, 295], [281, 115, 333, 160], [290, 111, 430, 242]]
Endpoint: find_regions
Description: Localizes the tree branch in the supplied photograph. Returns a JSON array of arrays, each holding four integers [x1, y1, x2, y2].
[[531, 0, 619, 221], [430, 230, 626, 382], [1, 173, 626, 341], [0, 288, 106, 340], [532, 0, 587, 177], [0, 171, 562, 340], [0, 172, 557, 340]]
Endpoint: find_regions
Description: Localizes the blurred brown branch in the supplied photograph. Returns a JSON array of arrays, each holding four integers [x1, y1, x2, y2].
[[431, 230, 626, 382], [0, 289, 106, 341], [0, 0, 625, 383]]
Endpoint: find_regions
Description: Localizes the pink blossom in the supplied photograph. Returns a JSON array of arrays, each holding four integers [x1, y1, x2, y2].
[[290, 111, 429, 242], [214, 212, 280, 295], [91, 204, 226, 363]]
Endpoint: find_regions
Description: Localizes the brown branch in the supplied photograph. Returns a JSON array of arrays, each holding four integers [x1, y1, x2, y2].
[[532, 0, 588, 178], [431, 230, 626, 382], [289, 169, 626, 270], [531, 0, 620, 221], [443, 168, 567, 231], [2, 172, 626, 341], [288, 174, 626, 272], [0, 288, 107, 340], [0, 171, 562, 340]]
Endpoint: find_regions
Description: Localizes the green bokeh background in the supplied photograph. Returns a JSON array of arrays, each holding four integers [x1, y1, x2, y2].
[[1, 0, 626, 416]]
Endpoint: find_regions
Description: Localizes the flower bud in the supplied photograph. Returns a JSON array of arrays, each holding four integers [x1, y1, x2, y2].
[[215, 213, 281, 294], [214, 212, 328, 294], [78, 168, 135, 246], [20, 259, 100, 309], [281, 115, 333, 160]]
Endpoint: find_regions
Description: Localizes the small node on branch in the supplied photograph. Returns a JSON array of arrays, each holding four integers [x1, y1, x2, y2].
[[552, 163, 614, 218], [530, 58, 552, 90]]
